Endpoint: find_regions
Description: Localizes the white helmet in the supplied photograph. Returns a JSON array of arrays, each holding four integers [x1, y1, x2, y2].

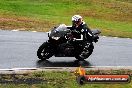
[[72, 15, 82, 21]]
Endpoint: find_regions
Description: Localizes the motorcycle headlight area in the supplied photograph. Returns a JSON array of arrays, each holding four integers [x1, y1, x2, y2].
[[51, 36, 60, 40]]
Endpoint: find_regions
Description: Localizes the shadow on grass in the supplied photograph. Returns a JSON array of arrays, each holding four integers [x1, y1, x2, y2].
[[0, 74, 46, 85]]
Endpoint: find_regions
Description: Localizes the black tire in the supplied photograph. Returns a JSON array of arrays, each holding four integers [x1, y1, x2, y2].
[[76, 76, 86, 85], [37, 42, 54, 60], [75, 42, 94, 60]]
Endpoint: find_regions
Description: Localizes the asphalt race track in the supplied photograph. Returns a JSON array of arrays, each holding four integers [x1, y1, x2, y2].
[[0, 30, 132, 69]]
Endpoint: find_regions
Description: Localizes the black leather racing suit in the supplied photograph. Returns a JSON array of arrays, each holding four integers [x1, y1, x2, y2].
[[68, 22, 94, 59], [70, 22, 94, 42]]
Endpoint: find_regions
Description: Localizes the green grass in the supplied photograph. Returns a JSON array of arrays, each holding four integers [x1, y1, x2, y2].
[[0, 0, 132, 38], [0, 70, 132, 88]]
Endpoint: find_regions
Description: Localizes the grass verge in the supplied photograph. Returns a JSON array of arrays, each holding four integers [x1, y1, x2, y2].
[[0, 0, 131, 38], [0, 69, 132, 88]]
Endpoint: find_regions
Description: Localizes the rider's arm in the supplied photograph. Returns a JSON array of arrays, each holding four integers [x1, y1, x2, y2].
[[66, 26, 73, 30], [82, 24, 94, 42], [75, 34, 83, 40]]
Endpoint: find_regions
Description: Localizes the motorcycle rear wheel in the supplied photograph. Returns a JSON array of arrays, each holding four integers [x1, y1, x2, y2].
[[75, 42, 94, 60], [37, 42, 54, 60]]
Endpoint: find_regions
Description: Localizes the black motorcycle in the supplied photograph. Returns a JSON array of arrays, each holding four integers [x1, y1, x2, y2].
[[37, 24, 101, 60]]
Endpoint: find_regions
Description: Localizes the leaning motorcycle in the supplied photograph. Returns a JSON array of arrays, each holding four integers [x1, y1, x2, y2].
[[37, 24, 101, 60]]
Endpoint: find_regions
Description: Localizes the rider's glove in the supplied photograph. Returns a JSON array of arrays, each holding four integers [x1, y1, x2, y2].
[[93, 36, 99, 43]]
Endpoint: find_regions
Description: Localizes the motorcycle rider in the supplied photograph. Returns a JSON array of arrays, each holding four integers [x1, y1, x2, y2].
[[67, 15, 95, 59], [70, 15, 94, 42]]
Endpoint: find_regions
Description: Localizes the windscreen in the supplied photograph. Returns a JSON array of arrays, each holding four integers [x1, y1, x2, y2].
[[49, 24, 70, 37], [53, 24, 67, 32]]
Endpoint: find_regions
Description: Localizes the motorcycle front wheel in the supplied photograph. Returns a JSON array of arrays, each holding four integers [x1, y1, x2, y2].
[[37, 42, 54, 60]]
